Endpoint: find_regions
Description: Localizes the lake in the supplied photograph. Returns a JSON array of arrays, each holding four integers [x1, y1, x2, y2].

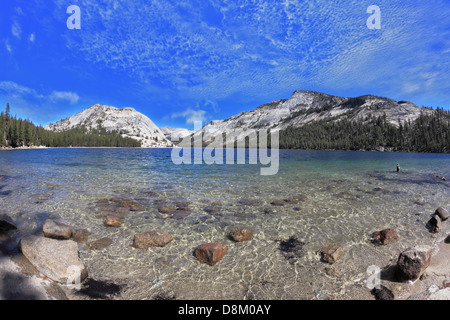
[[0, 148, 449, 299]]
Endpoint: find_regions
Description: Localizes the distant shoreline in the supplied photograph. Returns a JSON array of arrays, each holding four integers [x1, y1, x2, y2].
[[0, 146, 48, 151], [0, 146, 449, 154]]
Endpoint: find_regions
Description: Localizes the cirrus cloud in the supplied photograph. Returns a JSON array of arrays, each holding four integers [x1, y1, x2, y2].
[[49, 91, 80, 104], [171, 108, 207, 125]]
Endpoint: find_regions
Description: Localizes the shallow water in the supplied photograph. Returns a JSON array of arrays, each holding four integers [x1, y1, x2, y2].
[[0, 148, 449, 300]]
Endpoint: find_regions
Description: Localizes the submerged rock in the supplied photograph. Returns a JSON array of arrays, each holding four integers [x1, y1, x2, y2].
[[174, 201, 191, 210], [94, 198, 110, 206], [19, 235, 88, 284], [97, 207, 116, 215], [43, 219, 73, 240], [282, 198, 299, 205], [262, 206, 277, 214], [371, 285, 394, 300], [171, 211, 191, 219], [0, 214, 17, 232], [334, 191, 357, 201], [72, 229, 89, 243], [203, 206, 220, 214], [270, 199, 286, 206], [104, 215, 121, 227], [271, 195, 307, 206], [230, 227, 254, 242], [97, 206, 129, 217], [157, 206, 177, 214], [77, 279, 124, 299], [194, 242, 227, 266], [109, 207, 130, 217], [117, 200, 144, 211], [89, 237, 113, 250], [372, 228, 398, 245], [152, 288, 177, 300], [294, 194, 308, 202], [35, 194, 53, 204], [435, 207, 449, 221], [238, 198, 263, 206], [278, 236, 306, 264], [320, 244, 344, 264], [133, 231, 173, 249], [396, 245, 433, 282]]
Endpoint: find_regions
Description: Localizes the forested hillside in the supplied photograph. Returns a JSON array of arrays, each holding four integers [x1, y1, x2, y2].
[[279, 107, 450, 153], [0, 103, 141, 148]]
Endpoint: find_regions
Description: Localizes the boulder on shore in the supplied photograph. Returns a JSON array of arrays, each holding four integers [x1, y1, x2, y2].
[[132, 231, 173, 249], [435, 207, 449, 221], [43, 219, 73, 240], [194, 242, 227, 266], [396, 245, 433, 282], [19, 235, 88, 284], [427, 215, 442, 233]]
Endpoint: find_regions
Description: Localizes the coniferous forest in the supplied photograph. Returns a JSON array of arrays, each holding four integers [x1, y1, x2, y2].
[[0, 103, 141, 148], [1, 102, 449, 152], [279, 107, 450, 153]]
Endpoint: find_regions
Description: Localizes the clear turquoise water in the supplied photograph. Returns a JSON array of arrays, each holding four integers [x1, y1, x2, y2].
[[0, 148, 449, 299]]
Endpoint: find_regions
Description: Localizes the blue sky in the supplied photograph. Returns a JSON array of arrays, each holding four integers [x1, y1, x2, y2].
[[1, 0, 450, 128]]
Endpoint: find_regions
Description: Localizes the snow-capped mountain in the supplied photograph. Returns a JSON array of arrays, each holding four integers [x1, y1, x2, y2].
[[45, 104, 173, 148]]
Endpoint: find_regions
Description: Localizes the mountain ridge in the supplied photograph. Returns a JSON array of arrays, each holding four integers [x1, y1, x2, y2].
[[178, 91, 435, 148], [45, 104, 173, 148], [45, 91, 443, 150]]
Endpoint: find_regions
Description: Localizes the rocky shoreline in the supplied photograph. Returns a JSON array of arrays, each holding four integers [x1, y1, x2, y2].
[[0, 201, 449, 300], [0, 146, 48, 151]]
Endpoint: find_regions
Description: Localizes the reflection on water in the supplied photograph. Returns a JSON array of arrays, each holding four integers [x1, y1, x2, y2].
[[0, 148, 449, 299]]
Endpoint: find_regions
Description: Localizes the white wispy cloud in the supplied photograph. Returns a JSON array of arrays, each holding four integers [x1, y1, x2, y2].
[[0, 81, 81, 124], [56, 0, 450, 104], [49, 91, 80, 104], [0, 81, 79, 104], [171, 108, 207, 124], [0, 81, 43, 99], [29, 33, 35, 43], [11, 21, 22, 39], [5, 39, 12, 53]]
